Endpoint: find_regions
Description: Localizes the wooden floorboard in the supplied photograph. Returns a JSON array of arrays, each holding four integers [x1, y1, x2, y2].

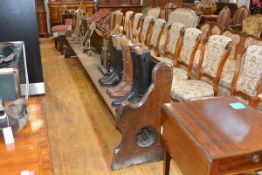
[[40, 38, 181, 175]]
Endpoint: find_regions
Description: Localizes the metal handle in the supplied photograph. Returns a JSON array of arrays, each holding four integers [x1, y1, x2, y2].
[[252, 154, 261, 163]]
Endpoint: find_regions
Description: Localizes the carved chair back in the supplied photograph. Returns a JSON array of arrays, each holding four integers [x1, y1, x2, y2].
[[176, 28, 202, 78], [148, 19, 166, 53], [132, 13, 143, 42], [123, 11, 134, 35], [147, 7, 161, 19], [231, 45, 262, 99], [217, 6, 231, 30], [139, 16, 154, 45], [232, 6, 250, 26], [198, 35, 232, 95], [110, 10, 123, 31], [166, 7, 200, 28], [242, 14, 262, 38], [164, 22, 185, 60]]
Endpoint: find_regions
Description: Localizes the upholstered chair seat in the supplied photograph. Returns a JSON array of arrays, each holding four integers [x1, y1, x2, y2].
[[171, 80, 214, 101], [171, 35, 232, 101]]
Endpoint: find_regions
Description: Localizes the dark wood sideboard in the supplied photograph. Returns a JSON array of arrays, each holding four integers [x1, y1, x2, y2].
[[48, 0, 95, 26], [36, 0, 48, 37]]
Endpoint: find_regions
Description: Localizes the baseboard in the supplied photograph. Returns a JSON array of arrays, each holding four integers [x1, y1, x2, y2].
[[21, 82, 46, 96]]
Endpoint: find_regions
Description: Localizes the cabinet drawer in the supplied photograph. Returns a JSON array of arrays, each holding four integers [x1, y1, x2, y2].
[[218, 152, 262, 173]]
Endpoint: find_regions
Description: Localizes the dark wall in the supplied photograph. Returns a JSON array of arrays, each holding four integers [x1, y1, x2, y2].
[[0, 0, 44, 84]]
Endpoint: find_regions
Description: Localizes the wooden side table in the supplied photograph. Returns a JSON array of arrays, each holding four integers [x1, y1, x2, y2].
[[161, 97, 262, 175], [0, 97, 52, 175]]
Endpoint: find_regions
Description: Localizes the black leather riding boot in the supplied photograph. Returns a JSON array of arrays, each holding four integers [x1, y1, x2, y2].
[[111, 47, 140, 107], [128, 50, 151, 103], [99, 49, 123, 86]]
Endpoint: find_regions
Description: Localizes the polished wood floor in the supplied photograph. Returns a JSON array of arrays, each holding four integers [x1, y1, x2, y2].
[[40, 38, 181, 175]]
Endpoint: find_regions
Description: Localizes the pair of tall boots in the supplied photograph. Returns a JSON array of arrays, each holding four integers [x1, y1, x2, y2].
[[99, 35, 123, 86], [107, 37, 133, 98], [111, 46, 152, 107]]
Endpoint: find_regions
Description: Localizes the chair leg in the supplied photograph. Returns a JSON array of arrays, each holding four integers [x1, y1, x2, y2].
[[164, 150, 171, 175]]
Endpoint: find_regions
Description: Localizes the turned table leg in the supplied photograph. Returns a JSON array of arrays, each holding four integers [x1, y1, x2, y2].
[[164, 150, 171, 175]]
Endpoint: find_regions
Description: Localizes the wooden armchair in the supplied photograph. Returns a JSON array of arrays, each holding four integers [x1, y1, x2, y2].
[[171, 35, 232, 101], [242, 14, 262, 38], [230, 45, 262, 109]]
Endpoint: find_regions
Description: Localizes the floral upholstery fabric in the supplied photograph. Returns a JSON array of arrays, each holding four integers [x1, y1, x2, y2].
[[141, 16, 154, 42], [166, 8, 200, 28], [201, 35, 232, 77], [222, 31, 241, 60], [171, 80, 214, 101], [242, 14, 262, 38], [123, 11, 134, 33], [150, 19, 166, 48], [220, 59, 236, 89], [166, 23, 185, 55], [219, 31, 241, 89], [236, 45, 262, 97], [179, 28, 202, 65], [172, 68, 188, 83], [147, 7, 160, 19]]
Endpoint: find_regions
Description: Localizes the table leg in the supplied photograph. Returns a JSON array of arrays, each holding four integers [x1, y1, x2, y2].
[[164, 150, 171, 175]]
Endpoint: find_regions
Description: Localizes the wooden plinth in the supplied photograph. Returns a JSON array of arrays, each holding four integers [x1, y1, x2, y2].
[[0, 97, 52, 175], [66, 37, 117, 117]]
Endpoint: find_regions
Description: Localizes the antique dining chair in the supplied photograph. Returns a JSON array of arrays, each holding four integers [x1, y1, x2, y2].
[[171, 35, 232, 101], [230, 45, 262, 108], [192, 22, 224, 78], [242, 14, 262, 38], [147, 18, 166, 54], [151, 22, 185, 65], [216, 6, 231, 30]]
